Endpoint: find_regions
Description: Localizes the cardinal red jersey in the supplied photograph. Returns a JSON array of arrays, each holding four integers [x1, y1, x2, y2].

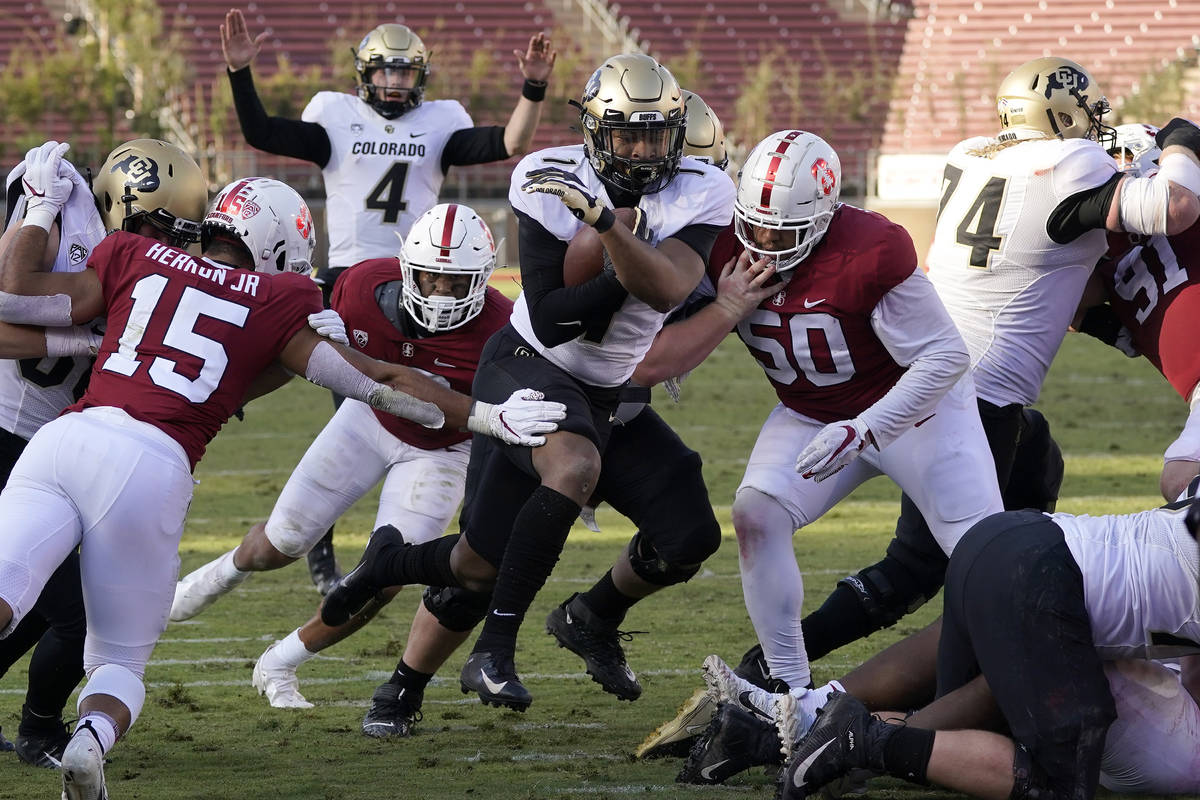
[[67, 232, 322, 469], [1100, 224, 1200, 399], [333, 257, 512, 449], [726, 205, 916, 421], [708, 222, 741, 274]]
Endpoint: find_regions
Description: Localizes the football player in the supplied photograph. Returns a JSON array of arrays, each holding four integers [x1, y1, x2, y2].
[[166, 204, 560, 714], [220, 6, 556, 591], [0, 157, 534, 799], [1075, 122, 1200, 501], [0, 139, 205, 768], [782, 500, 1200, 800], [321, 53, 735, 711]]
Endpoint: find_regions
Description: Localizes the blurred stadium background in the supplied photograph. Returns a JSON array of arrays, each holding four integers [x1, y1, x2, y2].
[[3, 0, 1200, 266]]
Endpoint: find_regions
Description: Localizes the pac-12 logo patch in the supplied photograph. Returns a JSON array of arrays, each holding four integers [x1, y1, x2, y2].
[[353, 329, 369, 347], [68, 243, 89, 266]]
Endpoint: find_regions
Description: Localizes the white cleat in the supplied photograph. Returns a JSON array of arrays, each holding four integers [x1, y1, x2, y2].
[[60, 724, 107, 800], [169, 551, 249, 621], [253, 643, 313, 709], [701, 653, 782, 724]]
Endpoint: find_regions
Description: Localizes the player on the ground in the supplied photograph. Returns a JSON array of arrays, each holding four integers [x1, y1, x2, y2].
[[0, 155, 507, 799], [782, 499, 1200, 800], [320, 53, 734, 712], [220, 6, 556, 591]]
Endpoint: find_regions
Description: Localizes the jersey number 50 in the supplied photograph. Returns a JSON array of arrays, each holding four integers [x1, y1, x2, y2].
[[737, 309, 856, 387]]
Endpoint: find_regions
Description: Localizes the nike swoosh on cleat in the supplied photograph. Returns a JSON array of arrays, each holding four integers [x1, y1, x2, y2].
[[699, 759, 730, 781], [684, 723, 709, 734], [792, 739, 836, 788], [481, 670, 509, 695], [739, 691, 773, 721]]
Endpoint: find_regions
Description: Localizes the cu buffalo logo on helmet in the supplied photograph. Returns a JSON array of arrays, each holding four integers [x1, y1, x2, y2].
[[1044, 67, 1088, 98], [110, 153, 160, 191], [811, 158, 836, 196]]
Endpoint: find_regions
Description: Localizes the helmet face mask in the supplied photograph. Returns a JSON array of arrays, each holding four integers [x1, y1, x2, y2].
[[996, 57, 1115, 148], [734, 130, 841, 275], [93, 139, 207, 248], [1108, 122, 1161, 175], [354, 24, 429, 119], [201, 177, 316, 275], [400, 203, 496, 332], [577, 54, 687, 195]]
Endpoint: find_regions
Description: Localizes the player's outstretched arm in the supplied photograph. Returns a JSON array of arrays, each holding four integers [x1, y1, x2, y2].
[[0, 143, 104, 325], [633, 251, 776, 385], [502, 32, 556, 157], [0, 321, 99, 359], [221, 8, 267, 72], [1106, 120, 1200, 235]]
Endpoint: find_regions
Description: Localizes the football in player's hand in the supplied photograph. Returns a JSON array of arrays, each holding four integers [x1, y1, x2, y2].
[[562, 207, 639, 286]]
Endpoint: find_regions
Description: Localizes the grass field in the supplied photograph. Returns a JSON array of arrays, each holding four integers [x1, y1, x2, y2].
[[0, 331, 1187, 800]]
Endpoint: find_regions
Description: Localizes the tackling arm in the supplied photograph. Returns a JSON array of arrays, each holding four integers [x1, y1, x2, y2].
[[0, 225, 104, 325]]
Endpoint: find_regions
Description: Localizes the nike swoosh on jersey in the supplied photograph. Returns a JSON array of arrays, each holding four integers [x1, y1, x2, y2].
[[409, 132, 427, 138], [700, 759, 731, 781], [792, 739, 836, 788], [433, 357, 458, 369], [803, 298, 826, 308], [481, 670, 509, 695], [555, 320, 582, 326]]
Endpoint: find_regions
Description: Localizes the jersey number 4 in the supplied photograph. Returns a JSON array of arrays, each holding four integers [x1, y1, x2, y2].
[[101, 275, 250, 403], [938, 164, 1009, 269], [365, 162, 410, 224]]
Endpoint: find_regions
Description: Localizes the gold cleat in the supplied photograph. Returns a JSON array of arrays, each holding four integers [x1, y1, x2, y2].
[[634, 687, 717, 759]]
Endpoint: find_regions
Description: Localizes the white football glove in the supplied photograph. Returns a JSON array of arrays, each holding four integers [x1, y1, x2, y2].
[[467, 388, 567, 447], [21, 141, 73, 231], [521, 166, 611, 228], [44, 324, 104, 357], [795, 418, 874, 482], [307, 309, 349, 345]]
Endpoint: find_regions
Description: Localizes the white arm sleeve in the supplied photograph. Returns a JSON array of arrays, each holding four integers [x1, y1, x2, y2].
[[861, 270, 970, 449], [1118, 171, 1172, 236], [0, 291, 74, 325], [303, 341, 445, 428]]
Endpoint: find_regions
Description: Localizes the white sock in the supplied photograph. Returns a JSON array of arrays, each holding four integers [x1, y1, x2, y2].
[[76, 713, 119, 755], [272, 629, 317, 670], [794, 682, 839, 717], [217, 550, 251, 587]]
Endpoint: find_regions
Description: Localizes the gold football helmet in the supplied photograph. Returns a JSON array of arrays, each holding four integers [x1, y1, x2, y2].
[[682, 91, 728, 171], [995, 57, 1114, 146], [92, 139, 206, 248], [354, 23, 429, 119], [574, 53, 686, 194]]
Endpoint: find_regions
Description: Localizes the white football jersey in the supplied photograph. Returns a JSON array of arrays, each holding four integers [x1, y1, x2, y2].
[[0, 161, 104, 440], [1053, 505, 1200, 660], [927, 137, 1117, 405], [303, 93, 473, 267], [508, 146, 734, 387]]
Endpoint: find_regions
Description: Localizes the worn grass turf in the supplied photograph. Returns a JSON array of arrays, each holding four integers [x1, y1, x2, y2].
[[0, 333, 1185, 799]]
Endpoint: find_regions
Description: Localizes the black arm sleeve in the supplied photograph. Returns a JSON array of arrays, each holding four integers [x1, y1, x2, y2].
[[227, 68, 332, 168], [516, 209, 629, 347], [1046, 172, 1123, 244], [670, 223, 724, 264], [441, 126, 509, 173]]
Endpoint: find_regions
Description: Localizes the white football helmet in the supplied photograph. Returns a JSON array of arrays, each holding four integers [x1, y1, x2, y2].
[[1108, 122, 1161, 175], [734, 130, 841, 274], [400, 203, 496, 332], [201, 177, 316, 275]]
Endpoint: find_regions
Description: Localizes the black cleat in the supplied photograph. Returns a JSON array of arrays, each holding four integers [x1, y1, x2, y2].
[[361, 681, 424, 738], [545, 593, 642, 701], [734, 642, 791, 694], [459, 650, 532, 711], [320, 525, 405, 626], [677, 702, 787, 785], [14, 708, 69, 768], [780, 692, 884, 800], [307, 530, 342, 596]]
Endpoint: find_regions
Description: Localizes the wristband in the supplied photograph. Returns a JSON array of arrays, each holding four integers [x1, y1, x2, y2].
[[593, 206, 616, 233], [522, 78, 547, 102], [23, 205, 58, 232]]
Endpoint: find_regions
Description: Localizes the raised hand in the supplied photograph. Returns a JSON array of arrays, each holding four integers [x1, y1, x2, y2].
[[221, 8, 269, 71], [21, 141, 73, 231], [514, 32, 556, 83]]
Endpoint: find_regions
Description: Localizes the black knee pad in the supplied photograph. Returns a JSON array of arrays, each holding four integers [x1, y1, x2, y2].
[[422, 586, 490, 632], [1006, 408, 1064, 513], [837, 559, 938, 630], [626, 531, 706, 587]]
